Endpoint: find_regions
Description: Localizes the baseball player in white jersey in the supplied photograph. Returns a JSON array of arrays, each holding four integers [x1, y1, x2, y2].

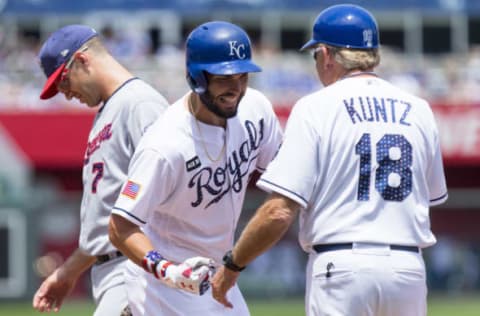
[[33, 25, 168, 315], [212, 5, 448, 316], [109, 21, 282, 315]]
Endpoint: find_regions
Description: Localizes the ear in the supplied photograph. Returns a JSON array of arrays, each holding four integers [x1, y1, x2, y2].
[[322, 46, 335, 69], [74, 51, 90, 67]]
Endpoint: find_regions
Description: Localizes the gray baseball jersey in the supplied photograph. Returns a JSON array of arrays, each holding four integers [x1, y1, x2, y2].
[[257, 76, 448, 251], [79, 78, 168, 256]]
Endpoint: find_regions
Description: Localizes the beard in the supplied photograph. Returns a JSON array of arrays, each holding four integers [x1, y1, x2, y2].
[[199, 90, 245, 119]]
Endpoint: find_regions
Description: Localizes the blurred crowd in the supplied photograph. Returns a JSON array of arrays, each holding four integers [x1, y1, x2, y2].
[[2, 26, 480, 111]]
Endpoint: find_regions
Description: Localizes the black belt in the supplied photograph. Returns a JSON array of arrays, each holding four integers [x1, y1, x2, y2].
[[313, 243, 419, 254], [96, 251, 124, 265]]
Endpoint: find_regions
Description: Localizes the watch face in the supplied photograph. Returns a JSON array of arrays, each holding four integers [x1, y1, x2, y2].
[[222, 250, 245, 272], [223, 250, 233, 264]]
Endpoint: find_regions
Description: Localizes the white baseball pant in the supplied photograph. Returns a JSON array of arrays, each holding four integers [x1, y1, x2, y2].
[[306, 243, 427, 316], [124, 260, 250, 316]]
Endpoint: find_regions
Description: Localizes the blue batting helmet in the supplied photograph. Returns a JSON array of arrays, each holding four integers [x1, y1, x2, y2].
[[186, 21, 261, 94], [301, 4, 379, 51]]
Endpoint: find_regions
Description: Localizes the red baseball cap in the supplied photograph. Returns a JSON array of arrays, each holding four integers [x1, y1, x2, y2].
[[38, 25, 97, 100]]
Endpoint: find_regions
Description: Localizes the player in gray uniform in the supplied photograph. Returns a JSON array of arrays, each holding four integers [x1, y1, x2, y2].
[[108, 21, 283, 315], [212, 5, 448, 316], [32, 25, 168, 315]]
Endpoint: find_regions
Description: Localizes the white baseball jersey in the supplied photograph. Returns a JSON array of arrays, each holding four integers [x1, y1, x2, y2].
[[112, 88, 282, 315], [113, 87, 282, 264], [79, 78, 168, 256], [257, 76, 448, 252]]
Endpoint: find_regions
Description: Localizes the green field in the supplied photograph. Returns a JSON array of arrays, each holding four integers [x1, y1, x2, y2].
[[1, 295, 479, 315]]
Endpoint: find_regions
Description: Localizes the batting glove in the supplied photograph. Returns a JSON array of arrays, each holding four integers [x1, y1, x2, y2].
[[142, 250, 214, 295]]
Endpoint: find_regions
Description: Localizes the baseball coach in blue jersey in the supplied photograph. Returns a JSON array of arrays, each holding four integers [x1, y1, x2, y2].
[[211, 4, 448, 316]]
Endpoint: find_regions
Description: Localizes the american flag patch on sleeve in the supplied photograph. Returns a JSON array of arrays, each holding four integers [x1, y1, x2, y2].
[[121, 180, 141, 199]]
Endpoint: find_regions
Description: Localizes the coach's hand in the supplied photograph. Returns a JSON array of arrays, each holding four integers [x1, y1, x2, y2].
[[211, 265, 240, 308], [33, 267, 77, 312], [160, 256, 214, 295]]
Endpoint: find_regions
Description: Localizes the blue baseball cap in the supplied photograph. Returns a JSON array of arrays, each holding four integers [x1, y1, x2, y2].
[[38, 25, 97, 100]]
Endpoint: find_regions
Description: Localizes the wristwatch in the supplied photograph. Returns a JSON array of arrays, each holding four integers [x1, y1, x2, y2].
[[222, 250, 246, 272]]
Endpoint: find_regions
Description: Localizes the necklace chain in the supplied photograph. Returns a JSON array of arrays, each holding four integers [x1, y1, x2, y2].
[[188, 95, 226, 162]]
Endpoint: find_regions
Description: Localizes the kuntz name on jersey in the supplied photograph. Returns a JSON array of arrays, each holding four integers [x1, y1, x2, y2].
[[188, 118, 264, 208], [344, 95, 412, 126]]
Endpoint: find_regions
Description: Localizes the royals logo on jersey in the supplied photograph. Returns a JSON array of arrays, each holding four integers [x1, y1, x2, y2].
[[187, 118, 264, 209]]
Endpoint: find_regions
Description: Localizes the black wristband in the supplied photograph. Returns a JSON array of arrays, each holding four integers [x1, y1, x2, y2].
[[222, 250, 245, 272]]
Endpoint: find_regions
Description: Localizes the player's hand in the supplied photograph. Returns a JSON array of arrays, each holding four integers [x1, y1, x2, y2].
[[32, 267, 77, 312], [159, 256, 215, 295], [211, 265, 240, 308]]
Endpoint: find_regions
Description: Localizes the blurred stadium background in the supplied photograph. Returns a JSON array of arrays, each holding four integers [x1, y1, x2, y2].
[[1, 0, 480, 314]]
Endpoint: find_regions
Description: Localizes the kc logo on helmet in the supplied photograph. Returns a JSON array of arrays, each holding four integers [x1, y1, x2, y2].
[[229, 41, 246, 59]]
